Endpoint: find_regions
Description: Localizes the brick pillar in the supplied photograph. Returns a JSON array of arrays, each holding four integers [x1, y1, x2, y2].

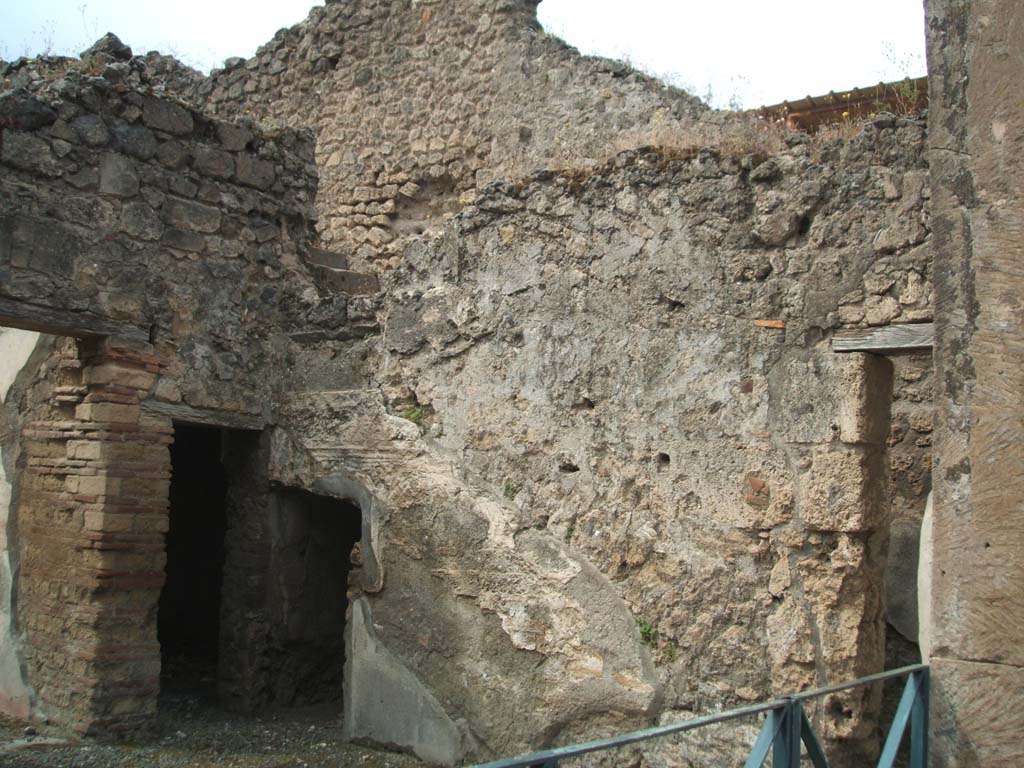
[[17, 337, 171, 736]]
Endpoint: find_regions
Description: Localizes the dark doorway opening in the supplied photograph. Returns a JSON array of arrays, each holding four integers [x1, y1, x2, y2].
[[266, 489, 362, 707], [158, 423, 229, 701]]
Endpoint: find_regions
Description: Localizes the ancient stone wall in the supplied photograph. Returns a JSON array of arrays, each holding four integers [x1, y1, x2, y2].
[[0, 6, 951, 762], [0, 56, 334, 416], [926, 0, 1024, 763], [186, 0, 938, 671], [0, 59, 339, 732], [374, 119, 929, 761], [0, 48, 662, 755], [186, 0, 713, 271], [186, 1, 937, 628]]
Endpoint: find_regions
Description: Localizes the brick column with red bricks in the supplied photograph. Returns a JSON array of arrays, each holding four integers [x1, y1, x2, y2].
[[16, 337, 171, 736]]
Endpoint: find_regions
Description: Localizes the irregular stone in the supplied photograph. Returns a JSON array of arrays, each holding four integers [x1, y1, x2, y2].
[[110, 123, 158, 160], [161, 227, 206, 252], [156, 140, 191, 170], [235, 153, 275, 189], [193, 145, 235, 179], [0, 89, 57, 130], [70, 114, 109, 146], [216, 122, 254, 152], [752, 208, 797, 246], [99, 153, 139, 197], [142, 96, 194, 136], [749, 158, 781, 183], [162, 198, 222, 233], [313, 267, 380, 295], [1, 132, 60, 176], [798, 445, 884, 532], [119, 202, 163, 240], [80, 33, 132, 61]]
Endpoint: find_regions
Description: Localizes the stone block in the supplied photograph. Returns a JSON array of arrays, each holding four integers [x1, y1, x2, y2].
[[82, 362, 156, 391], [96, 442, 168, 465], [838, 352, 893, 445], [133, 514, 169, 534], [70, 115, 109, 147], [343, 599, 461, 765], [193, 146, 234, 179], [74, 402, 140, 424], [161, 228, 206, 252], [235, 154, 275, 189], [67, 474, 116, 497], [215, 122, 253, 151], [929, 406, 1024, 666], [110, 124, 157, 160], [885, 518, 920, 642], [99, 154, 139, 198], [142, 97, 193, 136], [67, 440, 102, 461], [930, 658, 1024, 767], [118, 476, 169, 500], [1, 132, 60, 176], [83, 510, 133, 533], [119, 202, 163, 241], [162, 198, 222, 234], [798, 445, 885, 532]]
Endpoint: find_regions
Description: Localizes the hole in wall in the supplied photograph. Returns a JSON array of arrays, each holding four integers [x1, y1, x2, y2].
[[656, 452, 671, 468], [159, 423, 229, 704], [559, 461, 580, 473]]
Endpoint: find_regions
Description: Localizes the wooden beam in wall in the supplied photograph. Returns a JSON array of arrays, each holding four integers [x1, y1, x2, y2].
[[141, 399, 265, 431], [832, 322, 934, 353], [0, 297, 148, 342]]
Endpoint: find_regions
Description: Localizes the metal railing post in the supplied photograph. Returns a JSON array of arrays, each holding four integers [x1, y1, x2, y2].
[[910, 667, 929, 768], [774, 699, 802, 768]]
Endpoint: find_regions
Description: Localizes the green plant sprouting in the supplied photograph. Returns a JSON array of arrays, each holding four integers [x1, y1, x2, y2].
[[401, 405, 427, 426], [636, 617, 657, 646]]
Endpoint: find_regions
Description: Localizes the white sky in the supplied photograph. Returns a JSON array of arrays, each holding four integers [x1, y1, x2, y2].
[[1, 0, 927, 109]]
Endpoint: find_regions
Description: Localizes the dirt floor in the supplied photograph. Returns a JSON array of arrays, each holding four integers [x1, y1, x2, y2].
[[0, 684, 425, 768]]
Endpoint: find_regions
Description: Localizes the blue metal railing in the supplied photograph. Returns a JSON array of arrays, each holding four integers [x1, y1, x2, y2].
[[471, 664, 929, 768]]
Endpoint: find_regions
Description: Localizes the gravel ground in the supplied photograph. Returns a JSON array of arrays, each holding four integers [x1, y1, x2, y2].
[[0, 686, 425, 768]]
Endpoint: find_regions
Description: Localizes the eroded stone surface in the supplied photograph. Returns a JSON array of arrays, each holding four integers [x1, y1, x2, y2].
[[927, 0, 1024, 761]]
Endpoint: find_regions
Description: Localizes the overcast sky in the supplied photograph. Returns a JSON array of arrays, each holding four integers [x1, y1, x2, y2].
[[1, 0, 927, 109]]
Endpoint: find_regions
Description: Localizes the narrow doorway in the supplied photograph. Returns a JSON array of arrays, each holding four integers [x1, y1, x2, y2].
[[158, 423, 229, 701], [267, 489, 362, 707]]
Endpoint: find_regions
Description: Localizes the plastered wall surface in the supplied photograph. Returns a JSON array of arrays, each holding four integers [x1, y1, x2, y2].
[[0, 327, 41, 717]]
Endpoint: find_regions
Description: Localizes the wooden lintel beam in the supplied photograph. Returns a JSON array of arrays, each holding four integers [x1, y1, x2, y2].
[[0, 296, 148, 342], [141, 400, 265, 431], [832, 322, 934, 353]]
